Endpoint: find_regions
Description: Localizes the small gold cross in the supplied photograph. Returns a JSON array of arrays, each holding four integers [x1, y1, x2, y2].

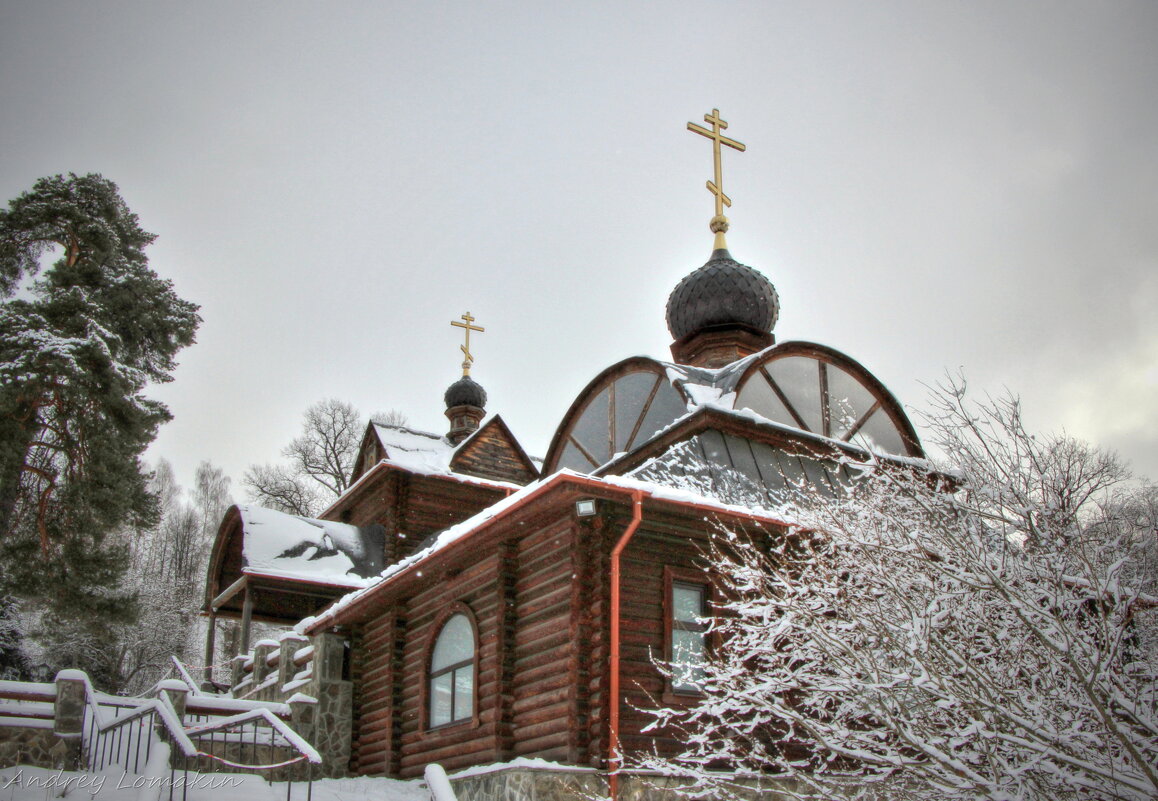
[[687, 108, 746, 248], [451, 312, 485, 377]]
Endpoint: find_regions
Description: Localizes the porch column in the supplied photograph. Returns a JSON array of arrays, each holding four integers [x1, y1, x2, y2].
[[240, 584, 254, 654], [203, 611, 217, 684]]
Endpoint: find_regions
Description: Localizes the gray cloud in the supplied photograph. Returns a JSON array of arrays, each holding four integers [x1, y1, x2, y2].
[[2, 1, 1154, 485]]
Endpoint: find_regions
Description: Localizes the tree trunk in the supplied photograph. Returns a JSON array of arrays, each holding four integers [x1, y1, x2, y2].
[[0, 402, 37, 539]]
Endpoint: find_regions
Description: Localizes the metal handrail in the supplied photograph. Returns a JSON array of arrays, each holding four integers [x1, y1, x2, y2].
[[84, 676, 319, 789], [4, 673, 317, 801], [183, 707, 321, 768], [169, 656, 203, 696]]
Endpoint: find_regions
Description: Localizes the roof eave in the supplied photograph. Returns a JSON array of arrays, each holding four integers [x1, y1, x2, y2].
[[303, 470, 789, 633]]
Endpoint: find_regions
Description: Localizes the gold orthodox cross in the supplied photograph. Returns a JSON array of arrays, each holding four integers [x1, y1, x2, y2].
[[687, 108, 746, 247], [451, 312, 485, 376]]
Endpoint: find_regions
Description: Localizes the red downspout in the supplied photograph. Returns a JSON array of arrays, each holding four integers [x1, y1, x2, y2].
[[608, 491, 644, 801]]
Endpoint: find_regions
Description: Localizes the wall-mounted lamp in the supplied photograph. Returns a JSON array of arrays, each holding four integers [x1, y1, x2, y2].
[[575, 498, 598, 517]]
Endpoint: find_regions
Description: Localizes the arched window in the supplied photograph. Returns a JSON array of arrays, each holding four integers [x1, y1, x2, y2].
[[545, 358, 690, 474], [733, 344, 923, 458], [428, 613, 475, 728]]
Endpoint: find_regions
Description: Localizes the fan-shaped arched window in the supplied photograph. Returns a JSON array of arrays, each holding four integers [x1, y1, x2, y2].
[[548, 360, 689, 474], [733, 345, 922, 458], [428, 612, 475, 728]]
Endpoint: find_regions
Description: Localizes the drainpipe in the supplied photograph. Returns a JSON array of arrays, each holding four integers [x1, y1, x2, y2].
[[608, 491, 644, 801]]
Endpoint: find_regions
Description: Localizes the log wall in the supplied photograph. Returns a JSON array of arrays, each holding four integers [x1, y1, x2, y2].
[[510, 515, 578, 761], [452, 421, 538, 485], [347, 495, 769, 777], [617, 519, 712, 759]]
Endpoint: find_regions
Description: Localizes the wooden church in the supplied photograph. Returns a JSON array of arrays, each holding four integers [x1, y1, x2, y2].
[[203, 110, 925, 786]]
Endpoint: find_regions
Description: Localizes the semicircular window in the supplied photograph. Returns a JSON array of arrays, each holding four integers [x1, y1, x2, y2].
[[734, 352, 916, 457], [556, 368, 688, 473]]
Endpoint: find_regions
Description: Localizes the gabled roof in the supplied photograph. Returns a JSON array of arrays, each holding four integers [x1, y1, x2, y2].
[[350, 415, 539, 486], [450, 415, 540, 484], [204, 504, 386, 624], [353, 423, 454, 479], [596, 404, 930, 480]]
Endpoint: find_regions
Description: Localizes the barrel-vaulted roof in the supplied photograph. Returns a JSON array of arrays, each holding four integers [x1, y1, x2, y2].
[[542, 340, 923, 475], [203, 504, 383, 625]]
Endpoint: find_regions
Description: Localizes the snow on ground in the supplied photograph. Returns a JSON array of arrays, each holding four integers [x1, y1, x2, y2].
[[0, 766, 426, 801]]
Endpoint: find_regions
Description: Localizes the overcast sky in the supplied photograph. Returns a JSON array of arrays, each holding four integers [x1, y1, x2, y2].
[[2, 1, 1156, 495]]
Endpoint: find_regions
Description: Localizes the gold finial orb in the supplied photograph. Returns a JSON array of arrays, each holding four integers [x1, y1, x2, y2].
[[710, 215, 729, 234]]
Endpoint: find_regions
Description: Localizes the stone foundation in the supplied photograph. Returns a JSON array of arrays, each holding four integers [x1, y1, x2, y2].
[[0, 727, 79, 771], [232, 632, 350, 778], [448, 767, 819, 801], [449, 766, 603, 801], [0, 672, 85, 771]]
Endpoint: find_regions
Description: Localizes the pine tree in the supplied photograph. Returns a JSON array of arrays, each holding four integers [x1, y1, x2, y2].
[[0, 173, 200, 633]]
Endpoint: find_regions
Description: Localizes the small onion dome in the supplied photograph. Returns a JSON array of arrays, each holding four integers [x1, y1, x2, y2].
[[444, 376, 487, 410], [665, 249, 780, 341]]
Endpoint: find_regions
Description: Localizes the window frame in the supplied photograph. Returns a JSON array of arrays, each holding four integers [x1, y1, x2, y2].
[[731, 342, 924, 458], [542, 357, 692, 474], [663, 566, 712, 701], [423, 604, 480, 732]]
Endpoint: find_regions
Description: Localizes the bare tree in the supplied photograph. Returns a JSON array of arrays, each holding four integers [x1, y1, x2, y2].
[[192, 461, 232, 543], [919, 374, 1131, 545], [371, 409, 409, 427], [285, 399, 363, 497], [636, 380, 1156, 801], [243, 463, 323, 517], [113, 460, 231, 693], [244, 398, 364, 517]]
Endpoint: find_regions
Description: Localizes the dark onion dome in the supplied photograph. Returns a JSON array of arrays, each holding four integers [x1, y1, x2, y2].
[[665, 249, 780, 341], [444, 376, 487, 409]]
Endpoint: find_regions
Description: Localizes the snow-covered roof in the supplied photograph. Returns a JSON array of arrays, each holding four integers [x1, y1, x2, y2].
[[236, 505, 381, 587], [368, 416, 539, 476], [659, 344, 767, 399], [371, 423, 455, 473], [299, 469, 792, 634]]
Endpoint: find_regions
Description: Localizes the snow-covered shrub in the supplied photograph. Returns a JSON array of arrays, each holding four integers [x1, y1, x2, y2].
[[637, 380, 1157, 801]]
